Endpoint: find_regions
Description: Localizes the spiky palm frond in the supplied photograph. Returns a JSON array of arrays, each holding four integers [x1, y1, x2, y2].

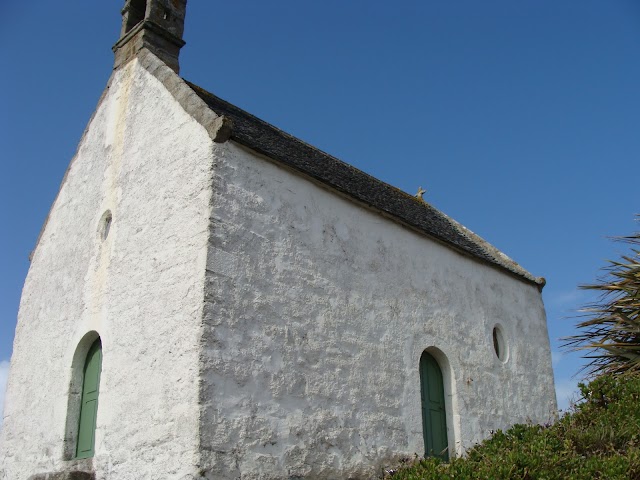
[[564, 218, 640, 377]]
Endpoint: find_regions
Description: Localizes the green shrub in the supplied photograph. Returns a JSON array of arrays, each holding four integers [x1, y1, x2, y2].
[[387, 374, 640, 479]]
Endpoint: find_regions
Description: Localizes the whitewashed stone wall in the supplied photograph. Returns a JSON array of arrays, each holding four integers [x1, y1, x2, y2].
[[1, 51, 556, 480], [199, 141, 556, 479], [0, 58, 212, 479]]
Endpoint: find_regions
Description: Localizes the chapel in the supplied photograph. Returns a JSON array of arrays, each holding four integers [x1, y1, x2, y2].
[[0, 1, 556, 478]]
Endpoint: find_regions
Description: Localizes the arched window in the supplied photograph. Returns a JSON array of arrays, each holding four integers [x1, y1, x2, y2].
[[124, 0, 147, 33], [419, 350, 449, 460], [75, 338, 103, 459]]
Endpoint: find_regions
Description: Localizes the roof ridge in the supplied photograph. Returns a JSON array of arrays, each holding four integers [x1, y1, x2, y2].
[[185, 80, 544, 289]]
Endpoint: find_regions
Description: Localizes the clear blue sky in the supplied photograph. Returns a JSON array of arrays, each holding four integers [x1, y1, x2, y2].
[[1, 1, 639, 419]]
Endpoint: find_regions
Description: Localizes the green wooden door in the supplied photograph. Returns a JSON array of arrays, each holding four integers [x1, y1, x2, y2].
[[76, 339, 102, 459], [419, 351, 449, 460]]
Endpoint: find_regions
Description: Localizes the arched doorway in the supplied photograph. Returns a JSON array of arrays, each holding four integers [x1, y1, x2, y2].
[[75, 338, 103, 459], [419, 350, 449, 460]]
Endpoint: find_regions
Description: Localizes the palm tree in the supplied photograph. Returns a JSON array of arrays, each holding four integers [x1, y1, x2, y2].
[[564, 217, 640, 376]]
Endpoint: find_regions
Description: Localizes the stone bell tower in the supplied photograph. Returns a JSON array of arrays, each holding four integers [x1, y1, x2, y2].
[[113, 0, 187, 73]]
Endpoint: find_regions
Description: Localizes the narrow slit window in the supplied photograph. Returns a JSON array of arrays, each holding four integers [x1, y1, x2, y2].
[[492, 326, 508, 362], [101, 212, 112, 240]]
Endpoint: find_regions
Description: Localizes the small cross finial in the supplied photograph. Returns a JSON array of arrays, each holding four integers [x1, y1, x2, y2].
[[416, 186, 426, 201]]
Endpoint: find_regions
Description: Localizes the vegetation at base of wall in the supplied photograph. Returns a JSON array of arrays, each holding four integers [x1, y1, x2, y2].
[[386, 219, 640, 479], [385, 374, 640, 480]]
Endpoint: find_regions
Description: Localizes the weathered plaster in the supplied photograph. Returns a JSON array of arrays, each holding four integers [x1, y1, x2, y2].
[[1, 48, 556, 480], [199, 142, 556, 479], [1, 56, 212, 479]]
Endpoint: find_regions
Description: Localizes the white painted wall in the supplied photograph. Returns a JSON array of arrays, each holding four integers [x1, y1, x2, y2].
[[200, 142, 557, 479], [0, 58, 212, 479], [1, 52, 555, 480]]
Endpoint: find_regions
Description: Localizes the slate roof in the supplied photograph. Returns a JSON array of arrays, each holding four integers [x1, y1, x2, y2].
[[187, 81, 544, 289]]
